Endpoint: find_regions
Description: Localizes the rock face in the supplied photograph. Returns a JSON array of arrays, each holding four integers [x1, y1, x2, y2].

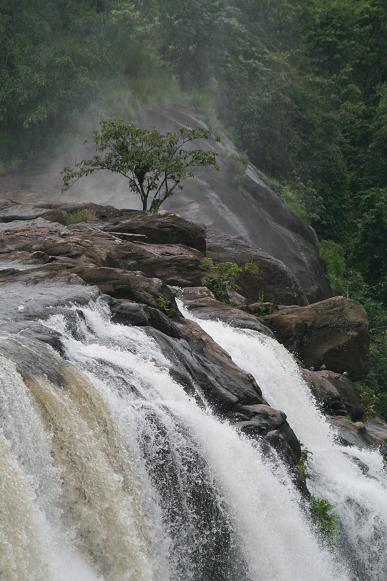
[[206, 230, 308, 306], [102, 210, 206, 251], [0, 201, 307, 479], [0, 105, 331, 302], [330, 416, 387, 459], [262, 297, 370, 380], [181, 286, 273, 335], [235, 404, 302, 472], [303, 369, 364, 420]]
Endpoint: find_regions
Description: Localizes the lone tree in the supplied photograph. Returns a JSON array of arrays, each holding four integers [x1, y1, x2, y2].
[[62, 121, 218, 212]]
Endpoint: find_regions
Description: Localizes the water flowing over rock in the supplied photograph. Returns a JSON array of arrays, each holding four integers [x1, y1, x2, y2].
[[0, 200, 383, 581], [182, 305, 387, 580], [0, 286, 344, 581]]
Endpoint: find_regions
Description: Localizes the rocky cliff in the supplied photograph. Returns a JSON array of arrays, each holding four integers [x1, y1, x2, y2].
[[0, 106, 331, 303], [0, 199, 384, 483]]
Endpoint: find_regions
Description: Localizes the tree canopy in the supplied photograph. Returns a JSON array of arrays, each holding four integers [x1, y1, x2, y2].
[[62, 122, 217, 212]]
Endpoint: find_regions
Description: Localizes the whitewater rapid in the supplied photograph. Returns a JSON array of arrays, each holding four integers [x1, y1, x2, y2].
[[179, 302, 387, 580], [0, 299, 347, 580]]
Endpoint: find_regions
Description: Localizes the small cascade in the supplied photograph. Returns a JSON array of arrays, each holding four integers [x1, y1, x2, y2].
[[0, 297, 348, 580], [180, 304, 387, 580]]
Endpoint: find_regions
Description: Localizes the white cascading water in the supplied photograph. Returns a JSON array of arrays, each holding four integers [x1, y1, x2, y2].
[[0, 298, 349, 580], [179, 303, 387, 580]]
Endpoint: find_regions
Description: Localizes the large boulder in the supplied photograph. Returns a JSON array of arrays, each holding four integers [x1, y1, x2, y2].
[[262, 297, 370, 380], [102, 210, 206, 251], [206, 230, 308, 306], [303, 369, 364, 420]]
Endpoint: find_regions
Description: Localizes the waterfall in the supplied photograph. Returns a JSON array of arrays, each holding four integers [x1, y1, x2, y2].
[[0, 297, 349, 580], [179, 304, 387, 580]]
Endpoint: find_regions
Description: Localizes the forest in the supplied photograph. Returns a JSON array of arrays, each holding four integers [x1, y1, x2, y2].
[[0, 0, 386, 416]]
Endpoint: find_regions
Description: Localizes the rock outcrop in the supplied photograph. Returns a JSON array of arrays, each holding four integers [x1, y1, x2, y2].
[[0, 201, 306, 480], [303, 369, 364, 420], [181, 286, 273, 335], [102, 210, 206, 251], [206, 230, 308, 306], [0, 105, 331, 302], [330, 416, 387, 460], [262, 297, 370, 380]]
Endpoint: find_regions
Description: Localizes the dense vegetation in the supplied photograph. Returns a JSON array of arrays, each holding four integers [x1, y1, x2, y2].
[[0, 0, 386, 415]]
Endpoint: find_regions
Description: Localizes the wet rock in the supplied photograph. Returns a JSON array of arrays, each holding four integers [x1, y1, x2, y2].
[[108, 298, 181, 337], [73, 267, 176, 312], [364, 417, 387, 459], [181, 287, 273, 336], [330, 416, 387, 459], [303, 369, 364, 421], [235, 403, 302, 470], [102, 210, 206, 251], [262, 297, 370, 380]]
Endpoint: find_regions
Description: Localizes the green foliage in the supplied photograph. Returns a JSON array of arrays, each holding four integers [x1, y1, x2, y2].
[[310, 497, 338, 544], [297, 447, 313, 478], [65, 208, 97, 225], [201, 258, 259, 302], [319, 240, 347, 294], [359, 389, 379, 421], [318, 247, 387, 420], [243, 260, 259, 275], [274, 182, 310, 223], [157, 296, 173, 315], [201, 258, 242, 302], [62, 122, 217, 212]]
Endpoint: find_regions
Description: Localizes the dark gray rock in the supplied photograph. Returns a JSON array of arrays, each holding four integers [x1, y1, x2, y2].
[[107, 297, 181, 338], [102, 210, 206, 251], [235, 404, 302, 471], [303, 369, 364, 421]]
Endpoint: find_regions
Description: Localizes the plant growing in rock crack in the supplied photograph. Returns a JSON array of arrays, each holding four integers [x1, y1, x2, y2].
[[65, 208, 97, 225], [201, 258, 260, 302], [62, 121, 218, 213], [310, 497, 338, 544], [201, 258, 242, 302], [157, 296, 172, 315], [297, 446, 313, 478]]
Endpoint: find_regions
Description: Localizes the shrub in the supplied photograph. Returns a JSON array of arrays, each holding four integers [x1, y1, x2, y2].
[[359, 389, 378, 421], [65, 208, 97, 225], [201, 258, 261, 302], [310, 497, 338, 544], [319, 240, 347, 294], [157, 296, 173, 315], [297, 447, 313, 478], [201, 258, 242, 301]]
